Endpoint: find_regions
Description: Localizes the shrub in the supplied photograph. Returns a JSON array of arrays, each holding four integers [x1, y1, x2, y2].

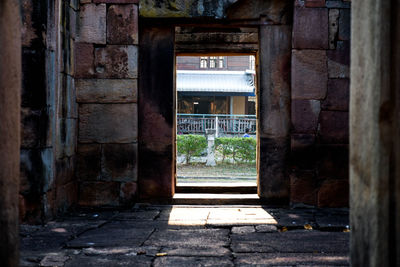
[[177, 134, 207, 164], [215, 137, 256, 163]]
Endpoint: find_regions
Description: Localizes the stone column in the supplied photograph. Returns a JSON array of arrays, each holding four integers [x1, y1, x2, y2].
[[350, 0, 400, 266], [258, 25, 291, 202], [0, 0, 21, 266]]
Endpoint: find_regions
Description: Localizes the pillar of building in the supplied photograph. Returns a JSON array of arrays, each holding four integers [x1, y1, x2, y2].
[[350, 0, 400, 265], [0, 0, 21, 266]]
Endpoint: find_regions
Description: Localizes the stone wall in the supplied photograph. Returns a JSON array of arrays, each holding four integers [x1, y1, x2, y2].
[[290, 0, 350, 207], [20, 0, 79, 223], [75, 0, 139, 207]]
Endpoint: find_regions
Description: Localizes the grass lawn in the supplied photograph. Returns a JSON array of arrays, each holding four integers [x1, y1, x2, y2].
[[177, 162, 257, 183]]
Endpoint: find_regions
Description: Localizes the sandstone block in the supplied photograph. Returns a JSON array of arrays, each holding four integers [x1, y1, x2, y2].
[[317, 145, 349, 181], [319, 111, 349, 143], [107, 5, 138, 44], [292, 100, 321, 134], [76, 79, 137, 103], [77, 144, 101, 181], [74, 43, 94, 78], [326, 1, 351, 8], [327, 41, 350, 78], [21, 108, 42, 148], [292, 7, 329, 49], [79, 181, 120, 206], [55, 157, 75, 187], [322, 79, 349, 111], [291, 134, 316, 151], [80, 0, 91, 3], [76, 4, 106, 44], [79, 103, 137, 143], [338, 9, 350, 41], [329, 9, 339, 49], [95, 45, 138, 78], [55, 182, 78, 213], [317, 179, 349, 207], [305, 0, 325, 7], [120, 182, 137, 205], [292, 50, 327, 100], [290, 171, 317, 205], [94, 0, 138, 3], [102, 143, 137, 182]]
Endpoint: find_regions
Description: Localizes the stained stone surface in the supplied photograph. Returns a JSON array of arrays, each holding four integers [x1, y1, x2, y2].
[[20, 205, 350, 266]]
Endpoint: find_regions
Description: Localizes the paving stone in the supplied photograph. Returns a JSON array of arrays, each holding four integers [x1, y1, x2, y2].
[[255, 225, 278, 233], [94, 45, 138, 78], [154, 256, 233, 267], [76, 79, 137, 103], [94, 0, 138, 3], [65, 254, 152, 267], [273, 209, 315, 228], [39, 253, 70, 267], [232, 226, 255, 234], [234, 252, 349, 266], [107, 4, 138, 44], [293, 7, 329, 49], [231, 231, 349, 253], [292, 50, 328, 100], [115, 210, 160, 220], [292, 100, 321, 134], [78, 103, 137, 143], [82, 246, 159, 256], [315, 213, 349, 229], [66, 224, 154, 248], [144, 229, 230, 255], [207, 207, 277, 226], [322, 79, 349, 111], [76, 4, 106, 44]]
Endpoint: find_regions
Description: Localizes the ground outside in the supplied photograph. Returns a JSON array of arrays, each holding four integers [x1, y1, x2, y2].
[[20, 205, 350, 266]]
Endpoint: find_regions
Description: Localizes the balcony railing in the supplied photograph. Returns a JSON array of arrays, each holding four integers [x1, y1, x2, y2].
[[177, 114, 256, 136]]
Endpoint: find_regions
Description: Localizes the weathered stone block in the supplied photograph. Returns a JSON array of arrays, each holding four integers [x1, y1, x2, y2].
[[319, 111, 349, 143], [76, 4, 106, 44], [338, 9, 350, 41], [55, 182, 78, 213], [322, 79, 349, 111], [290, 171, 317, 205], [94, 45, 138, 78], [317, 145, 349, 181], [21, 108, 42, 148], [80, 0, 91, 3], [292, 50, 327, 100], [55, 157, 75, 187], [77, 144, 101, 181], [291, 134, 316, 151], [292, 7, 329, 49], [305, 0, 325, 7], [79, 104, 137, 143], [326, 1, 351, 8], [79, 181, 120, 206], [94, 0, 138, 3], [74, 43, 94, 78], [76, 79, 137, 103], [102, 143, 137, 182], [107, 5, 138, 44], [329, 9, 339, 49], [292, 100, 321, 133], [327, 41, 350, 78], [66, 76, 78, 118], [120, 182, 137, 205], [317, 179, 349, 207]]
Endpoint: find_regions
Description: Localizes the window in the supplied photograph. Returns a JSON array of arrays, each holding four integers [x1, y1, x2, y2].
[[209, 56, 217, 68], [249, 55, 255, 70], [200, 57, 208, 68], [218, 56, 224, 68]]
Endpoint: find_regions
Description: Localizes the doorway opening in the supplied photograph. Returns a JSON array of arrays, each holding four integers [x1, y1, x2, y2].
[[175, 54, 258, 190]]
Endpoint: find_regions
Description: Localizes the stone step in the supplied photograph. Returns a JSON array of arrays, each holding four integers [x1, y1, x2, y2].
[[172, 193, 261, 205], [176, 182, 257, 194]]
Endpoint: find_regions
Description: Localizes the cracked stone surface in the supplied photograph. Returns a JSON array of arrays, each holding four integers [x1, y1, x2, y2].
[[20, 205, 350, 266]]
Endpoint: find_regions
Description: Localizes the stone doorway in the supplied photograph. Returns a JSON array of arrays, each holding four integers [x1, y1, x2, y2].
[[138, 19, 291, 203]]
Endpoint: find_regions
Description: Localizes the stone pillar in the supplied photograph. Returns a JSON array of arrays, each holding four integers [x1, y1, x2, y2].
[[350, 0, 400, 266], [205, 129, 216, 167], [258, 25, 291, 202], [0, 0, 21, 266]]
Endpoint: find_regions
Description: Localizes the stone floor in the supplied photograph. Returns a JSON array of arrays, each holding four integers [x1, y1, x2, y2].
[[20, 205, 350, 266]]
